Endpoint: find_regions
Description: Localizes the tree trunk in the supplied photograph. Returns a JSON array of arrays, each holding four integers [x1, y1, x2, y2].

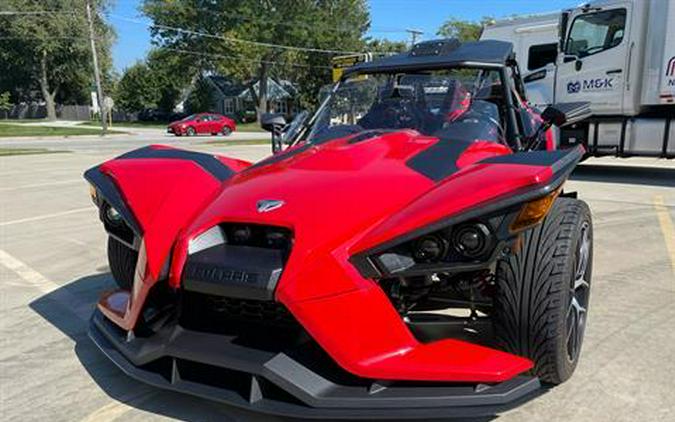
[[38, 52, 57, 121], [256, 61, 270, 120]]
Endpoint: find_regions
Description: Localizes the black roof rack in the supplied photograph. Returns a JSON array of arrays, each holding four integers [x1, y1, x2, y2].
[[343, 40, 514, 77]]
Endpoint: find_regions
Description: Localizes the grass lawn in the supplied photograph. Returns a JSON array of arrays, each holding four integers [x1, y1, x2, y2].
[[80, 120, 266, 132], [0, 118, 49, 124], [235, 122, 266, 132], [0, 147, 67, 156], [0, 123, 124, 137], [79, 120, 165, 129]]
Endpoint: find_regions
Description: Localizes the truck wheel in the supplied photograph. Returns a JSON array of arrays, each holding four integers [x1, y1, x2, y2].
[[107, 237, 138, 290], [493, 198, 592, 384]]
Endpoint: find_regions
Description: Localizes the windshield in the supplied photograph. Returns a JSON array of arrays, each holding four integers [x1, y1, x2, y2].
[[304, 68, 505, 145]]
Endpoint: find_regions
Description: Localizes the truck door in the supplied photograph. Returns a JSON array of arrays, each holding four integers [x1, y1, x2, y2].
[[555, 3, 631, 114]]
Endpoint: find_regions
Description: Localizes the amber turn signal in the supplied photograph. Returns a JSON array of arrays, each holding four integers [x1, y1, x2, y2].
[[510, 187, 562, 233], [89, 184, 98, 202]]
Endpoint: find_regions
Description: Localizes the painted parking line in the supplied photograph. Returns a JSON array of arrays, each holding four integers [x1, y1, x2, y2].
[[0, 207, 92, 227], [0, 247, 155, 420], [0, 179, 82, 192], [653, 195, 675, 279], [0, 249, 92, 320]]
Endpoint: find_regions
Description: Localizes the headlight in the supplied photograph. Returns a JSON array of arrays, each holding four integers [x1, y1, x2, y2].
[[103, 204, 123, 226], [451, 222, 492, 259], [354, 188, 565, 279], [230, 225, 252, 243], [189, 224, 293, 254], [412, 235, 448, 262], [372, 220, 497, 276]]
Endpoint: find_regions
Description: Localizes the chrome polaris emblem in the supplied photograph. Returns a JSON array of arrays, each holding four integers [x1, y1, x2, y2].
[[257, 199, 285, 213]]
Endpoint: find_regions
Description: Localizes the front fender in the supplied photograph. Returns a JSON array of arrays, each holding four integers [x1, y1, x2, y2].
[[84, 145, 251, 330], [351, 145, 584, 257]]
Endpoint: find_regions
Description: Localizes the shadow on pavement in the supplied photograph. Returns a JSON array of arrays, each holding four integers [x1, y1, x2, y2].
[[28, 273, 494, 422], [572, 164, 675, 187]]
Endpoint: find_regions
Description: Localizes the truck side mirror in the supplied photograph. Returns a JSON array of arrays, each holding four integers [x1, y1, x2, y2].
[[261, 113, 287, 154]]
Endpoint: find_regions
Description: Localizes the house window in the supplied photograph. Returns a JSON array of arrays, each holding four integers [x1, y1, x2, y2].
[[274, 100, 288, 114], [528, 43, 558, 70], [223, 98, 235, 114]]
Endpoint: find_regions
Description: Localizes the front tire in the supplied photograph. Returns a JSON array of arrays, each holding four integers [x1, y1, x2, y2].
[[221, 126, 232, 136], [186, 126, 196, 136], [107, 237, 138, 290], [493, 198, 592, 384]]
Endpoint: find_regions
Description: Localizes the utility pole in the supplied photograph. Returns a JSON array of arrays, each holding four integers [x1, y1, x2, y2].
[[85, 0, 108, 134], [405, 28, 423, 46]]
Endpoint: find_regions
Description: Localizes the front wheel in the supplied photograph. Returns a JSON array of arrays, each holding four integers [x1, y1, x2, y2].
[[107, 237, 138, 290], [186, 126, 196, 136], [493, 198, 592, 384], [221, 126, 232, 136]]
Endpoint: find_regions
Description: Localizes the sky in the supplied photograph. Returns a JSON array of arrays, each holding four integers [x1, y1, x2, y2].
[[110, 0, 580, 72]]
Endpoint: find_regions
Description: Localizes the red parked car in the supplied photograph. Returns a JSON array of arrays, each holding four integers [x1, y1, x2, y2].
[[167, 113, 236, 137]]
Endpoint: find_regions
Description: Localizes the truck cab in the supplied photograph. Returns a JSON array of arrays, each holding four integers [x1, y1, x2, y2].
[[482, 0, 675, 158]]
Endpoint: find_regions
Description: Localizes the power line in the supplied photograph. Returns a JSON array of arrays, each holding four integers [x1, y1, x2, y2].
[[108, 14, 365, 55], [2, 9, 405, 55], [164, 48, 332, 70]]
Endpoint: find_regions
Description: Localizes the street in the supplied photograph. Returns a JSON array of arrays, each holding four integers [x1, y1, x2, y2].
[[1, 135, 674, 421]]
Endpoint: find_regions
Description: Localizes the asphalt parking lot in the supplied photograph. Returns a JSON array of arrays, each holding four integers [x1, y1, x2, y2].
[[1, 134, 674, 421]]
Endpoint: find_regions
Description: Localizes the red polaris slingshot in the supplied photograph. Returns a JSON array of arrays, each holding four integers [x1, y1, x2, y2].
[[85, 40, 593, 418]]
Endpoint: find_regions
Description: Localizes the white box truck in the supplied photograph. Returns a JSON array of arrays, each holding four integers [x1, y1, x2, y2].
[[482, 0, 675, 158]]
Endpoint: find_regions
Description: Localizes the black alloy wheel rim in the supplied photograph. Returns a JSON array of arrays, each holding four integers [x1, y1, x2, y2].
[[566, 221, 591, 362]]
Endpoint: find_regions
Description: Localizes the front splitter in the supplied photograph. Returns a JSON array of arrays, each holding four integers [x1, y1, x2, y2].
[[88, 310, 542, 419]]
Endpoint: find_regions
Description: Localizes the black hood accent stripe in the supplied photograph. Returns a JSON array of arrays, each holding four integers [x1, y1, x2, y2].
[[406, 139, 472, 182], [117, 146, 235, 181], [479, 149, 579, 169]]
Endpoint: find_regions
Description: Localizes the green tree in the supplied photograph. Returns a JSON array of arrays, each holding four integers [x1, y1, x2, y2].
[[0, 0, 115, 120], [114, 49, 192, 114], [0, 92, 12, 117], [366, 38, 408, 54], [115, 63, 159, 113], [142, 0, 370, 116], [184, 76, 214, 113], [437, 17, 493, 42], [146, 49, 193, 113]]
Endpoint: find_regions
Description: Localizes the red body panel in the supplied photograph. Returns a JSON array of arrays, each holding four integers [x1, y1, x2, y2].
[[91, 132, 579, 383]]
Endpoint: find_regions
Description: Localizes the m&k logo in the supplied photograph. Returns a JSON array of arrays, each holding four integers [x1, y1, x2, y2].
[[567, 81, 581, 94]]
